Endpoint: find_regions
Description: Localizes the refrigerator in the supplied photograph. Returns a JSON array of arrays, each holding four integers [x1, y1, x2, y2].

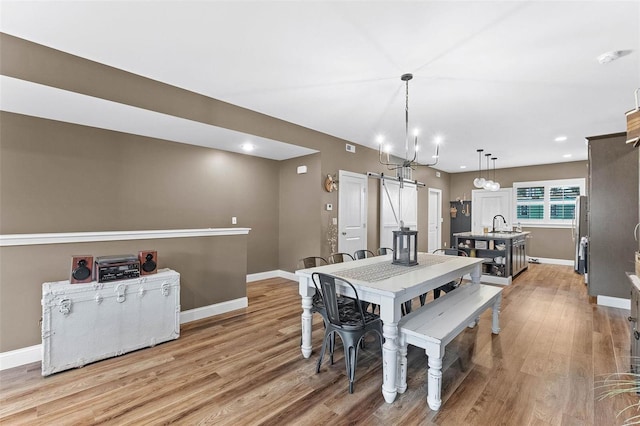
[[573, 195, 588, 276]]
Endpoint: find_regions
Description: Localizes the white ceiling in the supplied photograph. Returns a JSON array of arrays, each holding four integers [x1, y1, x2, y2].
[[1, 1, 639, 173]]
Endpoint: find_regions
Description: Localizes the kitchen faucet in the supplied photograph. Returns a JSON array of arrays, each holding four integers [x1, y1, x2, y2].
[[492, 215, 507, 233]]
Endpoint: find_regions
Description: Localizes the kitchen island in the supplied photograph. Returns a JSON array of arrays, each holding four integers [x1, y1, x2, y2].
[[453, 231, 530, 285]]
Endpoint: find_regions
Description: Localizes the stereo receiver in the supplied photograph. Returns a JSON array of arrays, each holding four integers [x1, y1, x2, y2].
[[95, 254, 140, 283]]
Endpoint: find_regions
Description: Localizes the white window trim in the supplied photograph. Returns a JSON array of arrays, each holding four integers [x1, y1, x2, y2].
[[512, 178, 586, 227]]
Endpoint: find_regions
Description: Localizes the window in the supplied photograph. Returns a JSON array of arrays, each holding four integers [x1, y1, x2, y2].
[[513, 178, 585, 227]]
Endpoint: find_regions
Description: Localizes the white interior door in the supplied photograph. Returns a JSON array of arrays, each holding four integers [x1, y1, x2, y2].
[[380, 179, 417, 249], [428, 188, 442, 251], [338, 170, 367, 255], [471, 188, 513, 233]]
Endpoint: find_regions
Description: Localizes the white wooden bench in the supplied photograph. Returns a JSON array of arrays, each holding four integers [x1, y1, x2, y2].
[[398, 283, 502, 411]]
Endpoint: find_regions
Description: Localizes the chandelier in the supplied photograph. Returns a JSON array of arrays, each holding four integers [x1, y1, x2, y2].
[[372, 73, 441, 267], [377, 73, 440, 175]]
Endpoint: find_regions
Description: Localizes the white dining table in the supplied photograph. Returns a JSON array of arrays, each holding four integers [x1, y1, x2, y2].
[[295, 252, 484, 403]]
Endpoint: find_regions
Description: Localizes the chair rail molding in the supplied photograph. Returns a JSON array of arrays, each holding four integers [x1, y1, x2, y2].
[[0, 228, 251, 246]]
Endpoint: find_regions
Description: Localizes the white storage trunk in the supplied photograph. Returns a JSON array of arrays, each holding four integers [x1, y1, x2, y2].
[[41, 269, 180, 376]]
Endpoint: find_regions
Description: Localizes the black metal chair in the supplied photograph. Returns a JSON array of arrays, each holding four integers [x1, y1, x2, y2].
[[312, 272, 383, 393], [328, 252, 355, 264], [354, 249, 375, 260], [299, 256, 351, 356], [419, 249, 468, 305], [377, 247, 394, 256], [299, 256, 328, 269]]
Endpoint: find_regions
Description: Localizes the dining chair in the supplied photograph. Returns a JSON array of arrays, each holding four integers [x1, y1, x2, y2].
[[312, 272, 383, 394], [299, 256, 328, 269], [377, 247, 393, 256], [328, 252, 355, 264], [354, 249, 375, 260], [419, 249, 469, 305]]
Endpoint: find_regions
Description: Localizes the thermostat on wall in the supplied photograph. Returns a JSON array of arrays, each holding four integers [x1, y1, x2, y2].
[[346, 144, 356, 153], [326, 203, 333, 211]]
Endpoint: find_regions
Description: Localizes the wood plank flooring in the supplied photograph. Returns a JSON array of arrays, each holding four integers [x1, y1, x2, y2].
[[1, 264, 637, 425]]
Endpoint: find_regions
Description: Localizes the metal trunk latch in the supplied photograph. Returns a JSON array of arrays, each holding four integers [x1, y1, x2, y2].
[[59, 298, 72, 315], [115, 283, 126, 303], [161, 282, 170, 296]]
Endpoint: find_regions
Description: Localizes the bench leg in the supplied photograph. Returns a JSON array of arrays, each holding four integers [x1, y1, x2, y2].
[[492, 294, 502, 334], [426, 349, 443, 411], [397, 333, 408, 394]]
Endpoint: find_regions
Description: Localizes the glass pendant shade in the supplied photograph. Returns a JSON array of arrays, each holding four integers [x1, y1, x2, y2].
[[483, 179, 494, 190], [473, 177, 485, 188]]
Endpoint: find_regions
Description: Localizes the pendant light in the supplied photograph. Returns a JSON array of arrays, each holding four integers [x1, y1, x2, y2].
[[483, 153, 494, 190], [473, 149, 485, 188], [489, 157, 501, 191]]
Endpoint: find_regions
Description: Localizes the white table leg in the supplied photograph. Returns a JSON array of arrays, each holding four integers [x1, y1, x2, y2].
[[427, 351, 443, 411], [300, 295, 313, 358], [397, 332, 407, 394], [470, 263, 482, 285], [382, 322, 399, 403], [492, 293, 502, 334]]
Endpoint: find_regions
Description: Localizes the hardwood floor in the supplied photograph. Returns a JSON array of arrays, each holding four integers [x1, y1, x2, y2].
[[1, 264, 637, 425]]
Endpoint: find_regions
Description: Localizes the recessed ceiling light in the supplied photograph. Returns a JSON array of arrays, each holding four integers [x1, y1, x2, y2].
[[460, 165, 467, 169], [563, 154, 572, 158], [241, 143, 254, 152], [597, 50, 623, 64], [554, 135, 567, 142]]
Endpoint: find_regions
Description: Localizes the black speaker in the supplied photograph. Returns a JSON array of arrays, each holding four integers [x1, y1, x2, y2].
[[70, 255, 93, 284], [139, 250, 157, 275]]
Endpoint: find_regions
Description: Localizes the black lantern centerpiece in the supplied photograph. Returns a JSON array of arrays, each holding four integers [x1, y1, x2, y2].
[[392, 226, 418, 266]]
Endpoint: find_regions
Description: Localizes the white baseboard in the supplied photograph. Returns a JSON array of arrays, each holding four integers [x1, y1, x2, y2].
[[278, 270, 298, 281], [247, 270, 297, 282], [247, 270, 279, 282], [0, 297, 249, 372], [597, 295, 631, 310], [3, 271, 300, 371], [179, 297, 248, 323], [0, 344, 41, 371], [528, 257, 573, 266]]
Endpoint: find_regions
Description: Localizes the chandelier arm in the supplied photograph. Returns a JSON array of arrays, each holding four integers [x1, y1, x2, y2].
[[415, 142, 439, 167]]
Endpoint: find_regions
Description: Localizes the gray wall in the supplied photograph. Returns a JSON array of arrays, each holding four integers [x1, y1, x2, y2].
[[450, 160, 588, 260], [0, 34, 453, 352]]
